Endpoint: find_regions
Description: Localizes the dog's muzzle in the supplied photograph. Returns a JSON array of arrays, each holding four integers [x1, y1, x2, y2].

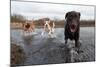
[[70, 24, 77, 32]]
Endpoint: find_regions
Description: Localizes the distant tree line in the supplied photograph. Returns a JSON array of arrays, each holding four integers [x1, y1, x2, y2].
[[80, 20, 95, 27], [34, 19, 95, 27], [11, 14, 26, 23], [11, 14, 95, 27]]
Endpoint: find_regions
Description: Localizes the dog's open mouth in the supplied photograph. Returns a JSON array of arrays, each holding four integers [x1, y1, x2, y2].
[[70, 24, 77, 32]]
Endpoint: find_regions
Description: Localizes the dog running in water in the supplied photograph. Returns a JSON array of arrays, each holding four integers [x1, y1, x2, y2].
[[64, 11, 81, 49], [64, 11, 83, 63], [23, 22, 35, 35], [41, 20, 55, 38]]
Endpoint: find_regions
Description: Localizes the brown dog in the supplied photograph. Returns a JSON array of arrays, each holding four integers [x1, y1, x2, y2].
[[23, 22, 35, 33]]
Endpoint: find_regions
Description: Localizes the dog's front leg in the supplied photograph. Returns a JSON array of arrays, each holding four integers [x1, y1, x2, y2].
[[75, 39, 81, 53], [75, 39, 79, 48]]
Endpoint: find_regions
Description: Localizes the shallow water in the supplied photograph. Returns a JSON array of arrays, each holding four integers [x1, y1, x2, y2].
[[11, 27, 95, 45], [11, 27, 95, 65]]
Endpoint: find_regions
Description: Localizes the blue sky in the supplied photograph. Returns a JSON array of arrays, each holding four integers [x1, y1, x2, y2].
[[11, 1, 95, 20]]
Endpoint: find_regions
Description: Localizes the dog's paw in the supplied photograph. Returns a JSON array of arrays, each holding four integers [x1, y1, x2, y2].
[[74, 48, 83, 54]]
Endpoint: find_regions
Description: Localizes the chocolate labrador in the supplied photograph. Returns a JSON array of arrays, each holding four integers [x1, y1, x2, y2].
[[64, 11, 81, 48]]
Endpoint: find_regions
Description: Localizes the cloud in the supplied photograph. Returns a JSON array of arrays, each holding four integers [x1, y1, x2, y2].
[[11, 1, 95, 20]]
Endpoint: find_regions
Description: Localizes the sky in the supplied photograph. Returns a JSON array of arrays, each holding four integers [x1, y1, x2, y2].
[[11, 1, 95, 20]]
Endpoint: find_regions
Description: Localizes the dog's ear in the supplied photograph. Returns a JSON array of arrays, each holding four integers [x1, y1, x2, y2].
[[65, 12, 69, 19]]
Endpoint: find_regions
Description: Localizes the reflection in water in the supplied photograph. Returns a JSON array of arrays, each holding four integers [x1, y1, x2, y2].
[[23, 35, 34, 45]]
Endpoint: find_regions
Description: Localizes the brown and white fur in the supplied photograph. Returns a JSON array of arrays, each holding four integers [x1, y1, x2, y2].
[[23, 22, 35, 34], [41, 20, 55, 37]]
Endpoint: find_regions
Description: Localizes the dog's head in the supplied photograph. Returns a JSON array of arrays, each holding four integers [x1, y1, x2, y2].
[[65, 11, 81, 33]]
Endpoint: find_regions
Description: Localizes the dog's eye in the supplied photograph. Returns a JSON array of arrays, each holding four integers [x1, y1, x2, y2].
[[70, 15, 73, 17], [72, 14, 77, 18]]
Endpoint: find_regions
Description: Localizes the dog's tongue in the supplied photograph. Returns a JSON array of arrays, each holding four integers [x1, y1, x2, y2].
[[70, 25, 76, 32], [70, 29, 76, 32]]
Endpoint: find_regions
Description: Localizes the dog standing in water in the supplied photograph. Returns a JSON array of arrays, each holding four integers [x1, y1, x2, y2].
[[64, 11, 81, 48], [41, 20, 55, 38], [64, 11, 82, 63]]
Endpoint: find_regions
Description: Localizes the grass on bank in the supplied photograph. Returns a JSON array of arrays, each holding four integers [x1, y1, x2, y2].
[[11, 43, 26, 66]]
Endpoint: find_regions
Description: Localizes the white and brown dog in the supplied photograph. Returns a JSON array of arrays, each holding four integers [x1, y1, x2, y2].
[[41, 20, 56, 38]]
